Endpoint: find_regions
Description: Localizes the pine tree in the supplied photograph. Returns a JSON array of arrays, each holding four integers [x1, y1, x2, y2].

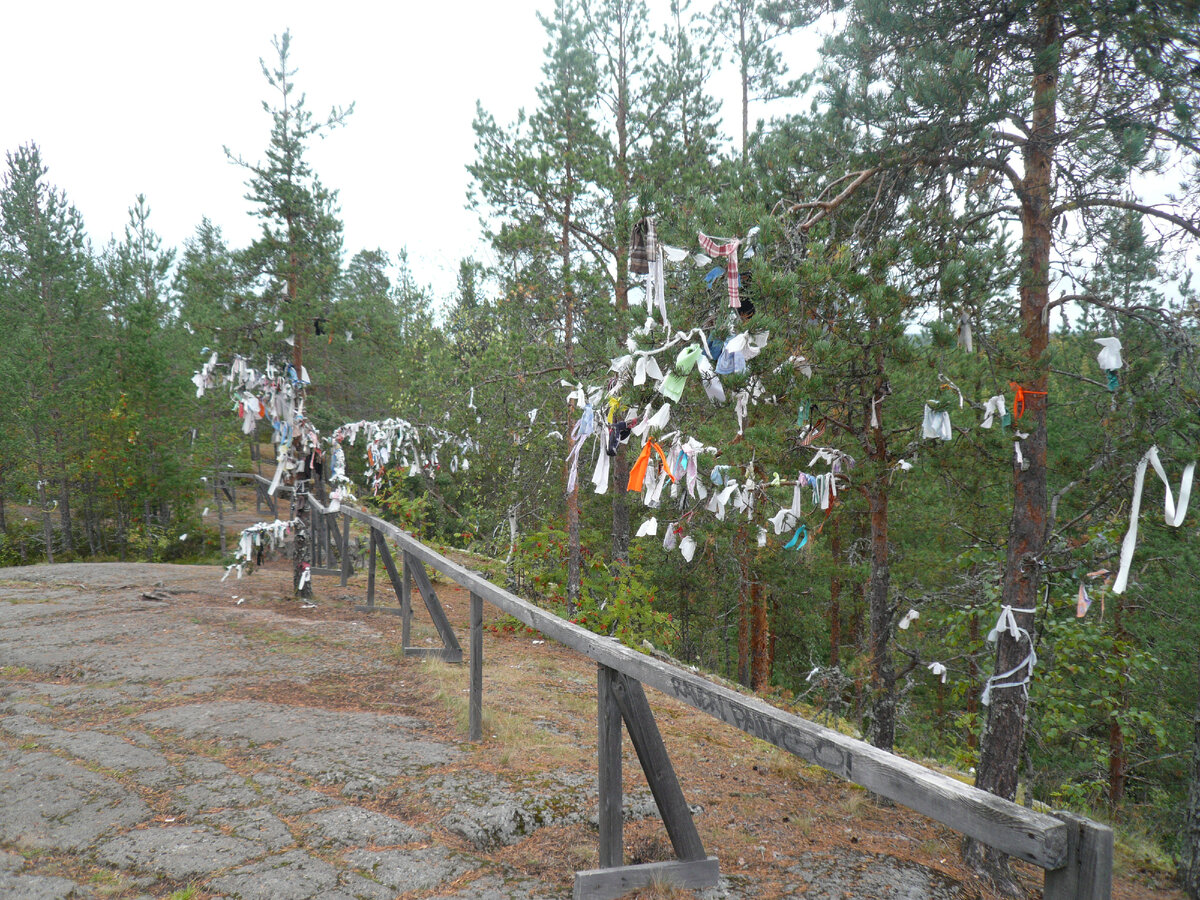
[[226, 30, 353, 599], [0, 144, 98, 561], [470, 0, 606, 611], [707, 0, 804, 163], [802, 0, 1200, 886]]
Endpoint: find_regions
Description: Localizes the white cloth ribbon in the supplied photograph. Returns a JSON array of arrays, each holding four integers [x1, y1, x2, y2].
[[981, 604, 1038, 706], [696, 354, 726, 404], [591, 443, 611, 494], [1113, 445, 1196, 593], [636, 517, 658, 537], [769, 507, 797, 535], [980, 395, 1006, 429]]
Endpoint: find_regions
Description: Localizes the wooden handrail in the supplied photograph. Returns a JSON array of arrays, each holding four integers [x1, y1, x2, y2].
[[296, 492, 1111, 897]]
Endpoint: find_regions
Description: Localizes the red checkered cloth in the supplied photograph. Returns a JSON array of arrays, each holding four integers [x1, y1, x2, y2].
[[698, 231, 741, 308]]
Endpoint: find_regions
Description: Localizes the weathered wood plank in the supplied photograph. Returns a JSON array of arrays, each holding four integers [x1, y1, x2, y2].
[[400, 552, 412, 648], [597, 665, 623, 869], [1043, 811, 1114, 900], [573, 858, 719, 900], [365, 529, 377, 610], [374, 538, 406, 607], [404, 551, 462, 654], [469, 592, 483, 742], [340, 515, 351, 587], [609, 672, 706, 862], [310, 567, 341, 577], [335, 504, 1070, 870]]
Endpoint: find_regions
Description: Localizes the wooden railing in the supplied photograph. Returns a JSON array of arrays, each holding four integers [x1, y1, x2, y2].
[[234, 480, 1111, 900]]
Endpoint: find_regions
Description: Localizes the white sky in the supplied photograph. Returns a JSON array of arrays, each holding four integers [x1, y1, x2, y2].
[[8, 5, 1185, 310], [1, 1, 562, 301], [3, 0, 803, 303]]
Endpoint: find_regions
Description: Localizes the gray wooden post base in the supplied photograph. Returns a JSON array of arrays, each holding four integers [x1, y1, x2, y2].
[[310, 510, 343, 577], [469, 592, 483, 741], [355, 528, 463, 663], [578, 665, 718, 900], [1043, 811, 1113, 900], [574, 858, 720, 900], [339, 515, 351, 586]]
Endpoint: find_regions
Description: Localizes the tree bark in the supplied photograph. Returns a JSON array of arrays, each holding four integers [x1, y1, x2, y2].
[[866, 479, 894, 751], [967, 611, 980, 751], [738, 2, 749, 165], [609, 0, 632, 569], [1183, 651, 1200, 899], [750, 576, 770, 690], [966, 4, 1058, 890], [35, 466, 53, 564], [563, 149, 581, 615], [830, 518, 842, 667], [1109, 591, 1129, 804]]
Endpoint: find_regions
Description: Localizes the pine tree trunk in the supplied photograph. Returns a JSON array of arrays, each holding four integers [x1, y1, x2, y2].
[[1183, 652, 1200, 899], [213, 419, 227, 554], [143, 500, 151, 561], [563, 154, 581, 614], [830, 519, 842, 667], [736, 528, 751, 687], [967, 611, 980, 751], [611, 449, 630, 565], [866, 479, 894, 751], [84, 486, 98, 556], [292, 485, 312, 602], [751, 577, 770, 690], [52, 426, 73, 555], [35, 470, 53, 564], [610, 0, 632, 569], [966, 5, 1058, 890], [1109, 593, 1129, 804], [739, 4, 749, 165]]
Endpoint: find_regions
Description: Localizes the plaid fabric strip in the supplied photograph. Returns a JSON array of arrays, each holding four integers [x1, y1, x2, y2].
[[630, 217, 652, 275], [697, 231, 741, 308]]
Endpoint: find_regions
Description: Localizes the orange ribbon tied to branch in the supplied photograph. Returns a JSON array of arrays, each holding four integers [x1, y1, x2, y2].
[[1009, 381, 1048, 419], [627, 439, 676, 492]]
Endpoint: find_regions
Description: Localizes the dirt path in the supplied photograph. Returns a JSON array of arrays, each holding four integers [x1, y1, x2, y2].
[[0, 560, 1178, 900]]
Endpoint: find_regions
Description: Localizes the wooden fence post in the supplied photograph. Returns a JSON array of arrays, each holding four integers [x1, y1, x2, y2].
[[401, 552, 412, 649], [365, 529, 377, 610], [340, 515, 351, 587], [1043, 811, 1113, 900], [469, 592, 483, 741], [597, 664, 623, 869]]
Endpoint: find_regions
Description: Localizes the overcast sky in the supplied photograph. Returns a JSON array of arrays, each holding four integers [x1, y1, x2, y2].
[[1, 0, 788, 303]]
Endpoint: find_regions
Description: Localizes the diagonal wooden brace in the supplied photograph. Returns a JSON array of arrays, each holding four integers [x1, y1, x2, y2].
[[581, 666, 717, 900]]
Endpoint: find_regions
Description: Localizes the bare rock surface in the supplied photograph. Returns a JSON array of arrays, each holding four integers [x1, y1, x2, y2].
[[0, 561, 977, 899]]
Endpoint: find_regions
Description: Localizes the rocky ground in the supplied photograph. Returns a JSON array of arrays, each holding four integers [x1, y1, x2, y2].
[[0, 559, 1180, 899]]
